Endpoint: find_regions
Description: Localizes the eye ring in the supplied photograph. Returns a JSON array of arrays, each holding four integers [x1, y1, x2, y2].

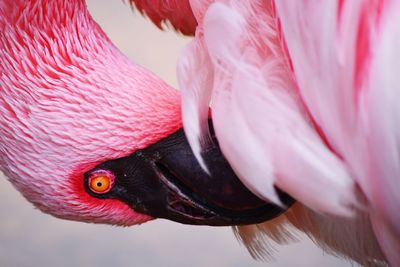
[[88, 170, 115, 194]]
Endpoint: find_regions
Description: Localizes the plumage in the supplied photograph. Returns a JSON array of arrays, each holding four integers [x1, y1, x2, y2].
[[0, 0, 182, 225], [178, 0, 399, 265], [1, 0, 399, 266], [128, 0, 197, 35], [274, 1, 400, 264], [183, 1, 358, 214]]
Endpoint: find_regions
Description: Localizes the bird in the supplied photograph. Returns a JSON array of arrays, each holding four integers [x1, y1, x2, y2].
[[0, 0, 397, 266]]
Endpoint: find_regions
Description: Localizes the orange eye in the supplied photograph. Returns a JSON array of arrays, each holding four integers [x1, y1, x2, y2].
[[88, 170, 115, 194]]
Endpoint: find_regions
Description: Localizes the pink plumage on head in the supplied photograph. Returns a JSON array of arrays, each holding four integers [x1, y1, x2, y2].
[[0, 0, 181, 225]]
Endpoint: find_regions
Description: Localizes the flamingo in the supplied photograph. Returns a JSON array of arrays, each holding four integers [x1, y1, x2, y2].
[[0, 0, 397, 266]]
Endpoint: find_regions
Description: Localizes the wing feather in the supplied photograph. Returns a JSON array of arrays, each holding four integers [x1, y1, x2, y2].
[[276, 0, 400, 263], [181, 1, 358, 213]]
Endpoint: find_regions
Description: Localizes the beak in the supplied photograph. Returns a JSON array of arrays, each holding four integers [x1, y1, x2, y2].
[[84, 121, 294, 226]]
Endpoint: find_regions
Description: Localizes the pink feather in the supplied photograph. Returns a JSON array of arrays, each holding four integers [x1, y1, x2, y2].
[[0, 0, 182, 225], [179, 0, 399, 265], [129, 0, 197, 35], [1, 0, 398, 265]]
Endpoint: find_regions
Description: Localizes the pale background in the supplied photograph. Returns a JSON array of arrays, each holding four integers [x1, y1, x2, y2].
[[0, 1, 357, 266]]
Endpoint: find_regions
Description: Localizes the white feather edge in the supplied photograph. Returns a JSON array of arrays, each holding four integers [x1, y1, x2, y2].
[[177, 31, 214, 173]]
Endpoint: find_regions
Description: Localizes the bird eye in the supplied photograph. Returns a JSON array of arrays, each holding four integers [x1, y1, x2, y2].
[[88, 170, 115, 194]]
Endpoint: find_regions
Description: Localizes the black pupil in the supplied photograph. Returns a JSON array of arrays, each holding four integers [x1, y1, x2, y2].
[[97, 182, 103, 187]]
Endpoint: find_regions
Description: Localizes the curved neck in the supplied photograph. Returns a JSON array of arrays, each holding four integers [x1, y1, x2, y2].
[[0, 0, 182, 223]]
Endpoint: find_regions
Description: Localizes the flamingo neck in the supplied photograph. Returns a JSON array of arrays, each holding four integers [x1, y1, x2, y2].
[[0, 0, 181, 224]]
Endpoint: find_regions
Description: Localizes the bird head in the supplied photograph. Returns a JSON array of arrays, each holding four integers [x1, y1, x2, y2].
[[0, 0, 292, 227]]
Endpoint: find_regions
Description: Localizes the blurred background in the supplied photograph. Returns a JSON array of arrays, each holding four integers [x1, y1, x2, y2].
[[0, 1, 358, 266]]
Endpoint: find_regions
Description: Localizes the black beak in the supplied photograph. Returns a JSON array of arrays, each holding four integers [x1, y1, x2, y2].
[[84, 121, 294, 226]]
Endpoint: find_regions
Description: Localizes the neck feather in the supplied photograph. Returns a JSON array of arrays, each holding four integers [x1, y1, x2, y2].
[[129, 0, 197, 35]]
